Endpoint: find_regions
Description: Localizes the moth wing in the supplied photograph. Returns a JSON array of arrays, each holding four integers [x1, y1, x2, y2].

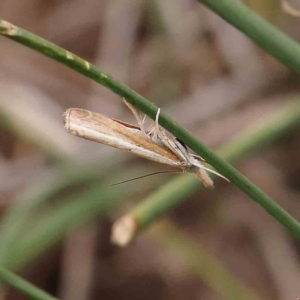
[[64, 108, 182, 168], [110, 118, 141, 130]]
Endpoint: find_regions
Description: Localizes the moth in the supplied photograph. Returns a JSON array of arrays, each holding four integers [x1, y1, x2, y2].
[[63, 99, 228, 188]]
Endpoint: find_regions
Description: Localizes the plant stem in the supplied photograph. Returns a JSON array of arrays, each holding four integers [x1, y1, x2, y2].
[[198, 0, 300, 73], [0, 18, 300, 237], [0, 266, 57, 300], [125, 101, 300, 235]]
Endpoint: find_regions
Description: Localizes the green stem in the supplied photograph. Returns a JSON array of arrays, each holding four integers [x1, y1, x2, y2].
[[0, 266, 57, 300], [198, 0, 300, 73], [0, 18, 300, 237], [132, 101, 300, 233], [0, 18, 155, 117]]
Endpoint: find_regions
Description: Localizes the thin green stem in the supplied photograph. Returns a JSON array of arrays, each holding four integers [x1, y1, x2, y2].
[[0, 266, 57, 300], [198, 0, 300, 73], [131, 101, 300, 232], [0, 18, 300, 237]]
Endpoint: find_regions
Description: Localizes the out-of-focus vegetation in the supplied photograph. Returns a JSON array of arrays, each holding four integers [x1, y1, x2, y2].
[[0, 1, 300, 300]]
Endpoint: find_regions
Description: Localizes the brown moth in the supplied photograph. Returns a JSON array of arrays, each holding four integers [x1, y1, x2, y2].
[[63, 99, 228, 188]]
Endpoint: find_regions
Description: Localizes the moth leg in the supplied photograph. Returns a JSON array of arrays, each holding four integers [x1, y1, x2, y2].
[[144, 109, 161, 143], [147, 120, 157, 137], [190, 153, 206, 162], [123, 98, 147, 134], [142, 114, 147, 125], [154, 108, 169, 145], [153, 109, 188, 162]]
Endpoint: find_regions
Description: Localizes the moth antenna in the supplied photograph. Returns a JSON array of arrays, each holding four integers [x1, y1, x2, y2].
[[110, 170, 182, 186]]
